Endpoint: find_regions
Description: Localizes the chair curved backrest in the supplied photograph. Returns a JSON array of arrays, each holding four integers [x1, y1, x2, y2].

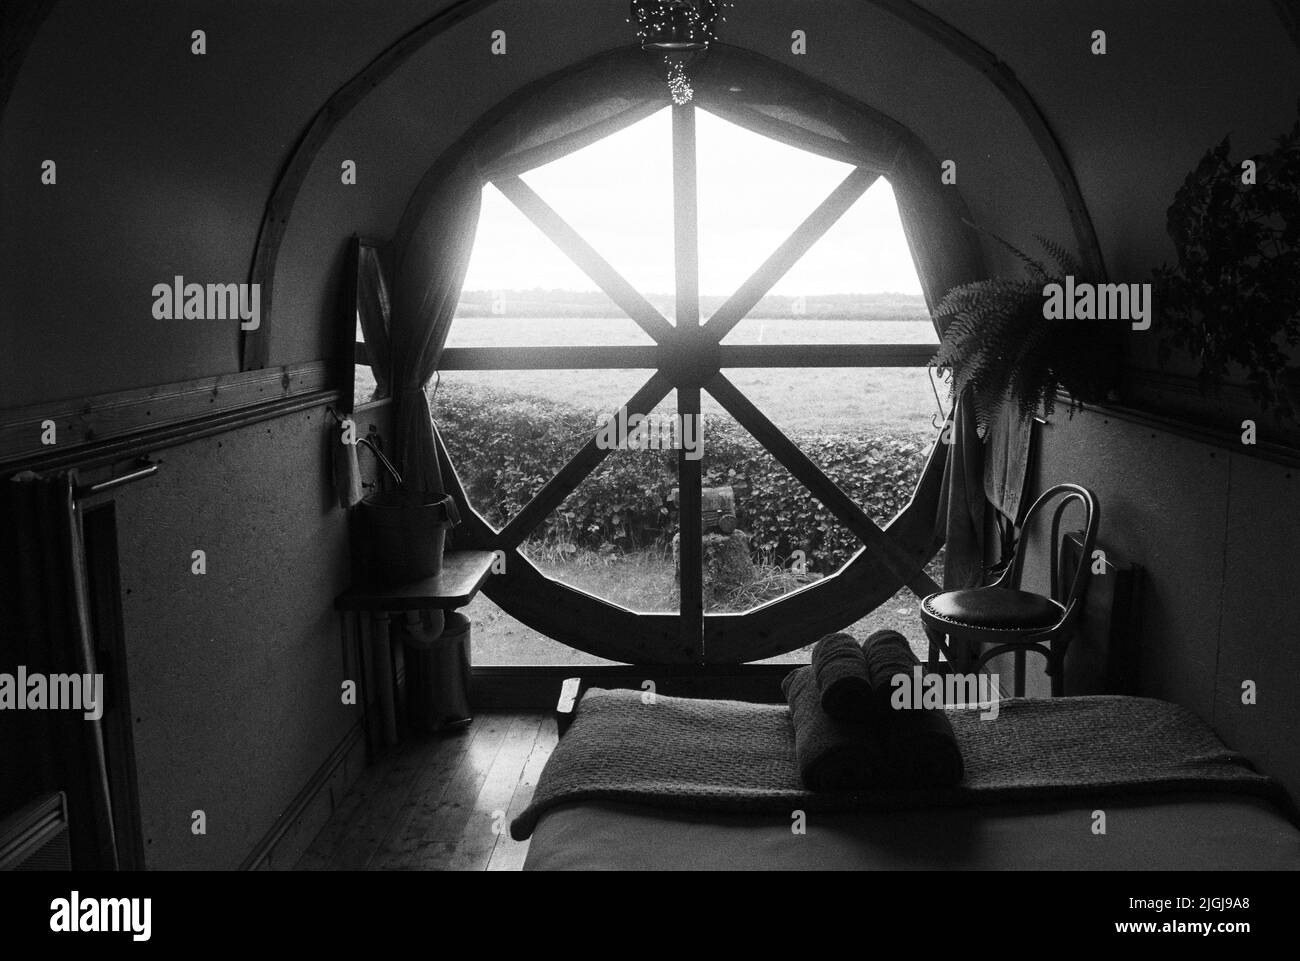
[[996, 483, 1100, 628]]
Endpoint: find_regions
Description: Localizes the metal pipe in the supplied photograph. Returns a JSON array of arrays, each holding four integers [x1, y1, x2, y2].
[[73, 460, 159, 499]]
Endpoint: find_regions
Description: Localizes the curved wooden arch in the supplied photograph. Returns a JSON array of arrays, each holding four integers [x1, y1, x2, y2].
[[243, 0, 1109, 371], [865, 0, 1108, 279], [241, 0, 500, 370], [437, 418, 948, 667]]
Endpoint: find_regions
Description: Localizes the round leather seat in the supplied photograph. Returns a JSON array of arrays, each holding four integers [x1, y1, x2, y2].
[[922, 588, 1062, 630]]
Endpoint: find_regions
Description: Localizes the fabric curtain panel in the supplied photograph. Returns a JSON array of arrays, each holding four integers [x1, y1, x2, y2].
[[388, 51, 668, 495], [389, 154, 483, 493], [388, 43, 987, 580], [0, 472, 118, 869], [355, 240, 395, 402]]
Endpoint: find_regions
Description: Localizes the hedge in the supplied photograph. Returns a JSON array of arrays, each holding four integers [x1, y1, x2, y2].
[[434, 382, 932, 574]]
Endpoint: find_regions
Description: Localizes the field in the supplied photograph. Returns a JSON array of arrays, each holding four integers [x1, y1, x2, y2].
[[434, 315, 942, 432]]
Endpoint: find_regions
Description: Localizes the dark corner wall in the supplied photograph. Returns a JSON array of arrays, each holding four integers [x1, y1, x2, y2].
[[0, 0, 431, 868], [988, 4, 1300, 801]]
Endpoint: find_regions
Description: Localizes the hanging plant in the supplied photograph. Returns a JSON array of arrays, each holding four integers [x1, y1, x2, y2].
[[1152, 102, 1300, 417], [931, 235, 1122, 434]]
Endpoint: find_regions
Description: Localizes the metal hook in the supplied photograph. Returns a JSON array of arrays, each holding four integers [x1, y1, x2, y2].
[[927, 367, 949, 431]]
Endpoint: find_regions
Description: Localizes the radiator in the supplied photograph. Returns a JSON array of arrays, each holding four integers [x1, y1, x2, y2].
[[0, 792, 72, 871]]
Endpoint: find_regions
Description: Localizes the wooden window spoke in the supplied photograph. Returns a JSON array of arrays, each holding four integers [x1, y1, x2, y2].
[[494, 176, 676, 343], [703, 166, 879, 342], [706, 373, 940, 599], [496, 371, 674, 549]]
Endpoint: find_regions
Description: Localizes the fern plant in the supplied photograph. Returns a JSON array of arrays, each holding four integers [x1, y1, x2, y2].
[[931, 234, 1121, 434]]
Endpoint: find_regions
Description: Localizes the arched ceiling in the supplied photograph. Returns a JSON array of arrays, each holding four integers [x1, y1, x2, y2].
[[2, 0, 1296, 405]]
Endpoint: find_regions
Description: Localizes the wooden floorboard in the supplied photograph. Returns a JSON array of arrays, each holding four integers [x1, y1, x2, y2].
[[439, 715, 542, 871], [486, 717, 559, 871], [366, 715, 505, 869], [298, 711, 550, 871]]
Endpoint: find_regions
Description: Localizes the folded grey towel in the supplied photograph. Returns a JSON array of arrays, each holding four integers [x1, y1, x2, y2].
[[862, 630, 964, 788], [782, 666, 886, 791], [810, 632, 874, 721]]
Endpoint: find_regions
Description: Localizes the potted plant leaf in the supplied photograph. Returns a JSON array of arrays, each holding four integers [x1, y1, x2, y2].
[[1153, 103, 1300, 418], [931, 235, 1123, 435]]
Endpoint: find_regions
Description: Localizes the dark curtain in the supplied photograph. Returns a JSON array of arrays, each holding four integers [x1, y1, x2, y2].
[[355, 240, 394, 402], [1, 471, 118, 869], [387, 44, 987, 581]]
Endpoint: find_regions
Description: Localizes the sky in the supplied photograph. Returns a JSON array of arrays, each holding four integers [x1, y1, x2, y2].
[[460, 105, 924, 299]]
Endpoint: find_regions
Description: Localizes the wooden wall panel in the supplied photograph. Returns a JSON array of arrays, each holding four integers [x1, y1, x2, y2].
[[1213, 459, 1300, 801], [1020, 407, 1228, 719], [1008, 405, 1300, 802], [101, 403, 356, 870]]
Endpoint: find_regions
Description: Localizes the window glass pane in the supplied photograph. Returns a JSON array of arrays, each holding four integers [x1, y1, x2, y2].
[[466, 593, 620, 667], [452, 182, 659, 347], [752, 558, 945, 665], [434, 370, 660, 531], [517, 108, 676, 321], [354, 364, 377, 408], [697, 411, 858, 614], [713, 367, 941, 526], [516, 391, 680, 614], [718, 177, 935, 345], [696, 108, 855, 308]]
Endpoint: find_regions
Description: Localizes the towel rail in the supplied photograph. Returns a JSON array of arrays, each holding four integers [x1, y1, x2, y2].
[[73, 459, 159, 500]]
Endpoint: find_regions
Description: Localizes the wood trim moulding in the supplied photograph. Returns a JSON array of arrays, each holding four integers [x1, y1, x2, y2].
[[471, 664, 798, 710], [241, 0, 501, 371], [1055, 376, 1300, 470], [240, 722, 366, 871], [1271, 0, 1300, 55], [0, 0, 58, 123], [0, 361, 336, 473]]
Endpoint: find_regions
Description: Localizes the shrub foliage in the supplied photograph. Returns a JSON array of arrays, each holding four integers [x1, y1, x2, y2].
[[435, 383, 933, 574]]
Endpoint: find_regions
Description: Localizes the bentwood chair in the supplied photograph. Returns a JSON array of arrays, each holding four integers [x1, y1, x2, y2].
[[920, 484, 1099, 697]]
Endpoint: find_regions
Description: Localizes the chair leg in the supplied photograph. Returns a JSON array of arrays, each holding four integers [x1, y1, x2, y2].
[[1046, 647, 1066, 697], [923, 623, 943, 675], [1014, 649, 1026, 697]]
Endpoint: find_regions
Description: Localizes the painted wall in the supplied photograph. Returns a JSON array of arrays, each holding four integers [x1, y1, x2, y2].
[[104, 403, 355, 869], [1002, 406, 1300, 803], [0, 0, 439, 406]]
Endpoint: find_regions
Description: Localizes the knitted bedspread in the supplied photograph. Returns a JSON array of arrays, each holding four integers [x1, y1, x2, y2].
[[510, 688, 1283, 840]]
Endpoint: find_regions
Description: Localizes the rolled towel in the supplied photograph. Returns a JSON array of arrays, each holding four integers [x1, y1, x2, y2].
[[810, 632, 874, 721], [861, 630, 965, 788], [782, 666, 886, 791], [861, 628, 921, 713]]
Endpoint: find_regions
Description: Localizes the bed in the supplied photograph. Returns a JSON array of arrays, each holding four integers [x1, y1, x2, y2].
[[513, 684, 1300, 871]]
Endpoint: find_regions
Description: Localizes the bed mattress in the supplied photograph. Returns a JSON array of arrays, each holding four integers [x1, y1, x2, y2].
[[523, 793, 1300, 871]]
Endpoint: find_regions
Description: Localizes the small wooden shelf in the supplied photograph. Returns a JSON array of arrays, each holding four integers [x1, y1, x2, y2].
[[334, 550, 496, 612]]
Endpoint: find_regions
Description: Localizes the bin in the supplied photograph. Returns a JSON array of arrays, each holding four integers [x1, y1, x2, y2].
[[358, 490, 458, 584], [404, 610, 472, 733]]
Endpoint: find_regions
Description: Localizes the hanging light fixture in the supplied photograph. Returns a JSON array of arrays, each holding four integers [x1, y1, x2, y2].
[[631, 0, 718, 53], [630, 1, 726, 105]]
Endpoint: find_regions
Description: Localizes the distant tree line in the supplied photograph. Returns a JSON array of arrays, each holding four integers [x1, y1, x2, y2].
[[455, 289, 930, 320]]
